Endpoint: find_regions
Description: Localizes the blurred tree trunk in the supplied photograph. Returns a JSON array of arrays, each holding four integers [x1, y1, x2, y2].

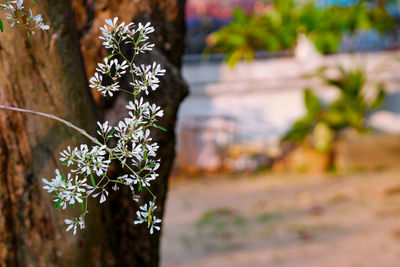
[[0, 0, 187, 267]]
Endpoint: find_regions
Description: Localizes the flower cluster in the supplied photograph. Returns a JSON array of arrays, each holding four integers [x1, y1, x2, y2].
[[0, 0, 49, 35], [42, 18, 165, 235], [60, 144, 110, 176], [99, 18, 155, 55], [42, 170, 90, 210]]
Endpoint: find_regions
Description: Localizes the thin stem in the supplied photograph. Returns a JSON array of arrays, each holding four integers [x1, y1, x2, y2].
[[124, 163, 156, 200], [0, 105, 102, 147], [109, 179, 125, 185], [118, 88, 134, 95], [116, 40, 137, 99]]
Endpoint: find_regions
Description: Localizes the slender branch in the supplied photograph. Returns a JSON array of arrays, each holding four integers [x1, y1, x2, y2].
[[0, 105, 102, 146]]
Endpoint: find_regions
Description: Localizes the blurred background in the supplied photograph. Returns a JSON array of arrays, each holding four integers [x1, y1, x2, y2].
[[162, 0, 400, 266]]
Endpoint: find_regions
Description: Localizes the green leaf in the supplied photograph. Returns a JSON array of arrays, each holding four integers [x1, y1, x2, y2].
[[31, 0, 36, 4], [138, 182, 143, 192], [370, 83, 386, 109], [154, 125, 167, 131], [61, 174, 66, 182], [0, 20, 3, 33], [106, 129, 116, 141], [80, 202, 84, 212], [54, 199, 62, 210], [90, 173, 96, 187], [104, 54, 115, 61], [61, 162, 68, 166], [324, 109, 347, 130], [72, 203, 75, 208], [148, 163, 156, 168], [304, 89, 322, 114], [283, 115, 314, 142]]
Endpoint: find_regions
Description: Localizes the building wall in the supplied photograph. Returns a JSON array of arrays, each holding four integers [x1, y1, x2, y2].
[[177, 50, 400, 171]]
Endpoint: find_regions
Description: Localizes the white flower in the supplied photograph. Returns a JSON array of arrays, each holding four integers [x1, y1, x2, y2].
[[89, 72, 119, 97], [60, 146, 74, 166], [99, 17, 132, 51], [115, 60, 129, 77], [145, 142, 159, 157], [1, 0, 49, 33], [135, 42, 155, 55], [0, 3, 14, 13], [134, 201, 161, 234], [99, 82, 120, 97], [99, 18, 118, 49], [15, 0, 23, 10], [97, 121, 112, 138], [149, 216, 162, 234], [137, 22, 155, 35], [143, 103, 164, 124], [65, 217, 85, 235], [125, 101, 136, 111], [65, 219, 74, 232], [42, 169, 64, 193], [113, 141, 143, 166], [99, 29, 115, 50], [112, 184, 119, 191], [92, 189, 109, 203], [89, 72, 103, 89], [131, 62, 165, 94], [29, 9, 49, 30], [43, 169, 90, 210], [149, 103, 164, 118], [105, 17, 119, 29], [118, 174, 139, 185], [96, 58, 114, 74]]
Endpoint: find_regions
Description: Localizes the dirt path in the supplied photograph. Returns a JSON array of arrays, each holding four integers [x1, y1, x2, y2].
[[161, 170, 400, 267]]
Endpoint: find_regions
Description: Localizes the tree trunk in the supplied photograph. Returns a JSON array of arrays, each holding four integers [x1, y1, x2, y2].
[[0, 0, 187, 266], [71, 1, 188, 266], [0, 1, 104, 266]]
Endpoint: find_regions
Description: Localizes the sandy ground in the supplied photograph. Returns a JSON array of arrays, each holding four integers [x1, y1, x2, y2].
[[161, 170, 400, 267]]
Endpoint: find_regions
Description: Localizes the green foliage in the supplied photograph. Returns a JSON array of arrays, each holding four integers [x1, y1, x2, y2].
[[207, 0, 395, 66], [284, 89, 324, 142], [284, 66, 386, 152]]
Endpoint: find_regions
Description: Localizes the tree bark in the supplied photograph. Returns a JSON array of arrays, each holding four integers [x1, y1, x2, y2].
[[0, 0, 187, 266]]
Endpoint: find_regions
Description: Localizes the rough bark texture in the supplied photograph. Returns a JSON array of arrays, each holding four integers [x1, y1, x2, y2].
[[0, 0, 187, 266], [0, 1, 105, 266], [71, 0, 188, 266]]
